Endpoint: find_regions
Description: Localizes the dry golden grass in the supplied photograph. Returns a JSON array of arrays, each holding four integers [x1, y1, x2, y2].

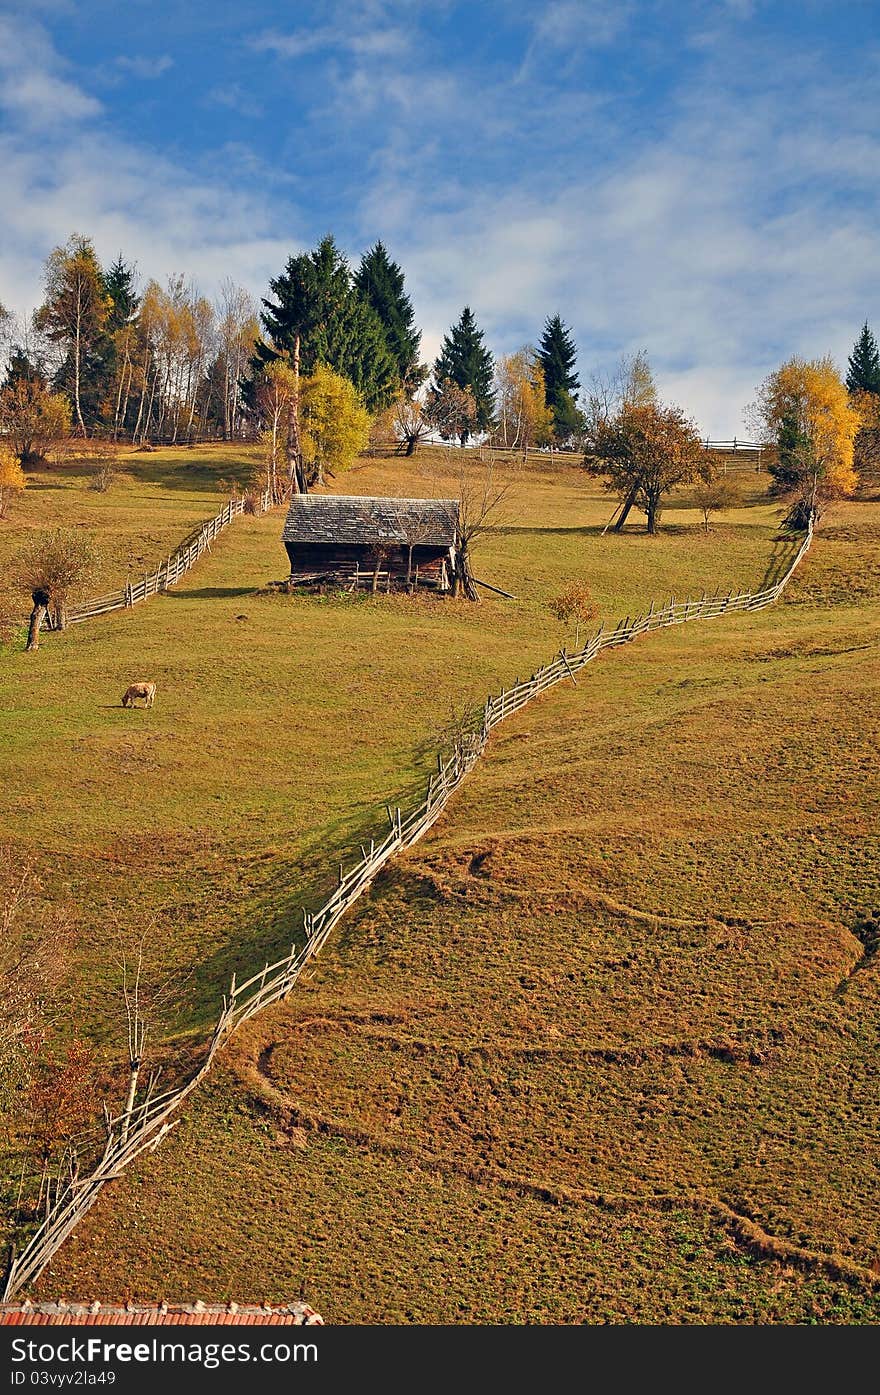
[[3, 446, 878, 1321]]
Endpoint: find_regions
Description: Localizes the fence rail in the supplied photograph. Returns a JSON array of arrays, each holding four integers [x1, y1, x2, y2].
[[2, 519, 814, 1300], [44, 489, 272, 632]]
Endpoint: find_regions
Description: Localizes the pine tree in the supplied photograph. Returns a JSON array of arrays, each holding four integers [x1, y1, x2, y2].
[[431, 307, 495, 441], [354, 242, 424, 393], [846, 322, 880, 396], [537, 315, 580, 439], [103, 257, 140, 333], [88, 257, 141, 430], [3, 347, 47, 392], [255, 236, 397, 413], [551, 389, 586, 445]]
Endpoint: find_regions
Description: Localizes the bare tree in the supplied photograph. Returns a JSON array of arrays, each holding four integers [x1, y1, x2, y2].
[[393, 395, 432, 456], [428, 456, 514, 598], [584, 349, 658, 457], [424, 379, 477, 446], [692, 466, 741, 533], [215, 281, 259, 441], [116, 926, 189, 1142]]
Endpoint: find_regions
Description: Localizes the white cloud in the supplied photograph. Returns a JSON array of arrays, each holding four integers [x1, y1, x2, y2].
[[0, 17, 300, 321], [250, 26, 334, 59], [114, 55, 174, 80], [206, 83, 263, 119], [251, 22, 408, 61], [533, 0, 633, 50], [352, 44, 880, 435], [0, 14, 102, 126], [1, 7, 878, 440]]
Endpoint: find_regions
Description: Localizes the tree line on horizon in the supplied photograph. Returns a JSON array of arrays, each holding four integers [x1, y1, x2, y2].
[[0, 230, 878, 527]]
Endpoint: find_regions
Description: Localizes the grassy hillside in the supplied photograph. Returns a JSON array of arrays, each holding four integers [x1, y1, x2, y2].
[[0, 444, 263, 614], [2, 445, 878, 1322]]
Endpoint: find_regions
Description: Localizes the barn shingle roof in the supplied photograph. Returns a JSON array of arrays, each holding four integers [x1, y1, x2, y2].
[[282, 495, 458, 547]]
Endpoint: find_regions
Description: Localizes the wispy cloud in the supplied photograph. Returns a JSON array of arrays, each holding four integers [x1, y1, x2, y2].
[[1, 4, 878, 437], [532, 0, 634, 50], [0, 16, 298, 321], [0, 14, 101, 126], [251, 23, 408, 61], [206, 83, 263, 119], [114, 54, 174, 80], [351, 23, 880, 433]]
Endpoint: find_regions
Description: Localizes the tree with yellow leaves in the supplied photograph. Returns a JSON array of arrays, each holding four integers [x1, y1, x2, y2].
[[0, 446, 26, 518], [300, 363, 372, 488], [253, 358, 299, 501], [850, 388, 880, 481], [756, 357, 859, 526], [34, 235, 112, 438], [491, 348, 554, 453], [0, 374, 72, 465]]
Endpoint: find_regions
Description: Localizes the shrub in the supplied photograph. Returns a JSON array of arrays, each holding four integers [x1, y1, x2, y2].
[[692, 471, 741, 532], [16, 527, 100, 638], [0, 445, 26, 517], [549, 582, 599, 649], [88, 461, 120, 493]]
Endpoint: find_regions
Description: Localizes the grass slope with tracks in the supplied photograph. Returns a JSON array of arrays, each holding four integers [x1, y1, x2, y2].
[[2, 444, 878, 1322]]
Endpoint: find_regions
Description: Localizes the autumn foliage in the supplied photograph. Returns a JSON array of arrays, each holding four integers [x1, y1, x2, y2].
[[300, 363, 372, 488], [491, 349, 553, 451], [0, 445, 26, 517], [756, 356, 859, 524], [0, 375, 72, 465], [589, 401, 705, 534], [549, 581, 599, 648]]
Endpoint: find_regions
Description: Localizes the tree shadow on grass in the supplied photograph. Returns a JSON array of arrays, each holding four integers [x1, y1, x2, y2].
[[124, 453, 255, 494], [165, 586, 257, 599]]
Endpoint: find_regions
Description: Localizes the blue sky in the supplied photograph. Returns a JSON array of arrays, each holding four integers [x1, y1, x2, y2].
[[1, 0, 878, 432]]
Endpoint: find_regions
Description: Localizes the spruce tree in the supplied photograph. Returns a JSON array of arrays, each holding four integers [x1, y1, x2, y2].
[[431, 307, 495, 440], [354, 242, 424, 393], [538, 314, 580, 438], [771, 409, 812, 493], [103, 257, 140, 333], [255, 235, 397, 412], [846, 322, 880, 396], [90, 257, 141, 427], [551, 389, 586, 445]]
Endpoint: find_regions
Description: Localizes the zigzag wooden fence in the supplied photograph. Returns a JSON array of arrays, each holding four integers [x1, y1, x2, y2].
[[2, 520, 813, 1300], [45, 488, 272, 630]]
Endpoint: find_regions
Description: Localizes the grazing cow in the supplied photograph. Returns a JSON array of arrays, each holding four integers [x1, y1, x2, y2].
[[122, 681, 156, 709]]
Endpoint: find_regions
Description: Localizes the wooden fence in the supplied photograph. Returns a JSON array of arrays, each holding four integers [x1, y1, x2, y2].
[[2, 519, 813, 1300], [44, 489, 272, 631], [371, 436, 766, 471]]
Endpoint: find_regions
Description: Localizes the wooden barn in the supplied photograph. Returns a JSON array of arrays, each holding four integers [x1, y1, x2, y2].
[[281, 495, 462, 593]]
